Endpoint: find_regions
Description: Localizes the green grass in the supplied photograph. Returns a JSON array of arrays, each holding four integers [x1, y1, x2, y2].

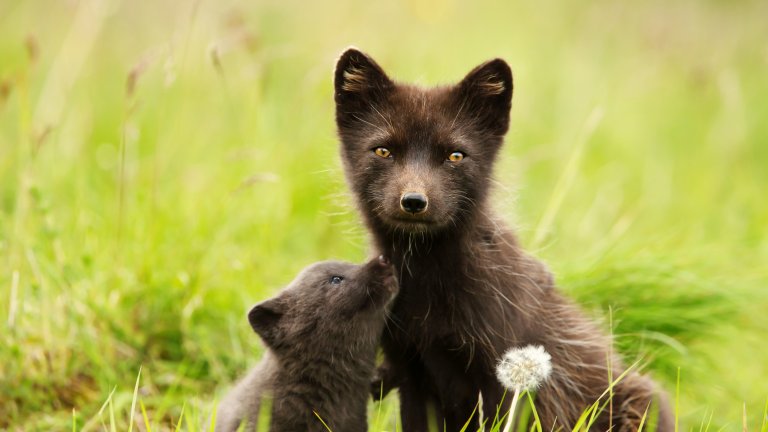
[[1, 0, 767, 430]]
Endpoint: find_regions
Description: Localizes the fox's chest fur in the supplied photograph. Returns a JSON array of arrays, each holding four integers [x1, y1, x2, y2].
[[378, 219, 548, 365]]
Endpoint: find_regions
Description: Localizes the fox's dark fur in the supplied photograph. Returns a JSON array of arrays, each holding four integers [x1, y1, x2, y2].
[[334, 48, 672, 432], [215, 257, 398, 432]]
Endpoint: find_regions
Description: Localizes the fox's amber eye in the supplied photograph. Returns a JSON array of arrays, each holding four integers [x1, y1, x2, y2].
[[374, 147, 392, 158], [448, 151, 465, 162]]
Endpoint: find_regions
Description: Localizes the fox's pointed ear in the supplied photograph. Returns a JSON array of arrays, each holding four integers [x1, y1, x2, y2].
[[248, 297, 286, 348], [456, 58, 513, 135], [334, 48, 393, 125]]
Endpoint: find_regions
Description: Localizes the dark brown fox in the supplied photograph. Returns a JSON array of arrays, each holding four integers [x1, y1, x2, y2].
[[334, 48, 672, 432], [214, 257, 398, 432]]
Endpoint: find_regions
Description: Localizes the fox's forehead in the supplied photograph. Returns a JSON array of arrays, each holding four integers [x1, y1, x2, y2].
[[292, 261, 356, 283], [385, 85, 457, 125], [358, 87, 471, 147]]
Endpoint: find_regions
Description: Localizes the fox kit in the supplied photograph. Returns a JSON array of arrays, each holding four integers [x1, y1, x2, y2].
[[334, 48, 671, 432], [215, 256, 398, 432]]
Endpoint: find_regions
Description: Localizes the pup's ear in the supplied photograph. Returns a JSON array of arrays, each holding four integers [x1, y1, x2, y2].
[[248, 297, 286, 348], [334, 48, 393, 126], [456, 58, 513, 136]]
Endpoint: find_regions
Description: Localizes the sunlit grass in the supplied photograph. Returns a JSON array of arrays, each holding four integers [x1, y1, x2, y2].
[[1, 0, 766, 430]]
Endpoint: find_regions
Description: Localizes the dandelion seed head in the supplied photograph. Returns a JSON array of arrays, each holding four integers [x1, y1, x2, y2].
[[495, 345, 552, 392]]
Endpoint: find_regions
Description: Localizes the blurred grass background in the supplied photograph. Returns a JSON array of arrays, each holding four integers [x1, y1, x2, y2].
[[1, 0, 767, 430]]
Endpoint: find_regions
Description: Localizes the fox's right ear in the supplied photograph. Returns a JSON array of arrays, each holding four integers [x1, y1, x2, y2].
[[334, 48, 393, 123], [457, 58, 513, 136], [248, 297, 286, 348]]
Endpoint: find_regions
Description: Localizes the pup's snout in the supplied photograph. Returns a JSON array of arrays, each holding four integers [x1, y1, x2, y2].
[[366, 255, 394, 274], [365, 256, 398, 290], [400, 192, 428, 214]]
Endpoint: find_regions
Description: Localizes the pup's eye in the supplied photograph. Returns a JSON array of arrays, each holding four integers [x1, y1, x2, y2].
[[447, 151, 465, 162], [374, 147, 392, 158], [329, 275, 344, 285]]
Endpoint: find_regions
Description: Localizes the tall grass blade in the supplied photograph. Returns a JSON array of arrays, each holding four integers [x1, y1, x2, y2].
[[607, 307, 615, 432], [458, 398, 479, 432], [313, 410, 333, 432], [586, 396, 613, 430], [140, 400, 152, 432], [375, 382, 384, 429], [702, 410, 715, 432], [513, 399, 532, 432], [128, 365, 142, 432], [185, 404, 197, 431], [82, 386, 116, 431], [478, 391, 485, 431], [647, 397, 660, 432], [174, 403, 186, 432], [209, 401, 218, 432], [109, 393, 117, 432], [637, 404, 650, 432], [675, 367, 680, 432], [524, 392, 543, 432], [743, 402, 748, 432]]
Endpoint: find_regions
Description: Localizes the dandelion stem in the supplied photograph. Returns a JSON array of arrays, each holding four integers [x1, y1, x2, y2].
[[502, 389, 521, 432]]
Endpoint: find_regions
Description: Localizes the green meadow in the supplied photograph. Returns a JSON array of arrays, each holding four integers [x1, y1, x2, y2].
[[1, 0, 766, 430]]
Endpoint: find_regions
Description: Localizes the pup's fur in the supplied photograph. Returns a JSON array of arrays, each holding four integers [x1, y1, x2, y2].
[[215, 257, 398, 432], [334, 48, 672, 432]]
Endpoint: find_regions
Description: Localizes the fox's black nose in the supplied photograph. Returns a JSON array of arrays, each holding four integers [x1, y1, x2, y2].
[[400, 193, 428, 214]]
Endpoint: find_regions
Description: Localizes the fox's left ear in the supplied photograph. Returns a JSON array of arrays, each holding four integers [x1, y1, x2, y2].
[[334, 48, 393, 127], [248, 297, 286, 349], [456, 58, 513, 135]]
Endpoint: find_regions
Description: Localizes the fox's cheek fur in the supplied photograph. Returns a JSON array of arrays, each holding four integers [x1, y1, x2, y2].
[[352, 156, 484, 232]]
